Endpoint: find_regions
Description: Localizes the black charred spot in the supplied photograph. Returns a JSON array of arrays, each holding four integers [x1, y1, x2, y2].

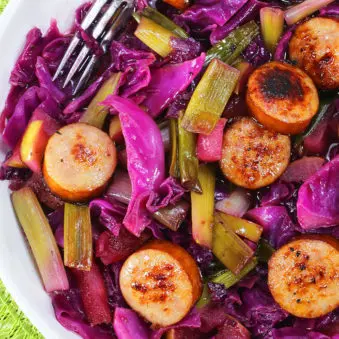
[[296, 251, 301, 257], [319, 53, 333, 65], [260, 67, 304, 101], [299, 263, 306, 271]]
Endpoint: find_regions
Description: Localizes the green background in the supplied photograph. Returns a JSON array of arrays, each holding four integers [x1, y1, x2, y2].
[[0, 1, 44, 338]]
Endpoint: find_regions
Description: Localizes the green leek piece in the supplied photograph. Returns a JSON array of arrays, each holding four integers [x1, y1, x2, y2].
[[205, 21, 260, 66], [178, 113, 201, 192], [64, 203, 92, 271], [260, 7, 284, 53], [11, 187, 69, 292], [109, 115, 123, 142], [191, 164, 216, 248], [211, 257, 258, 287], [142, 7, 189, 39], [181, 59, 240, 134], [215, 212, 263, 242], [169, 119, 180, 178], [257, 239, 275, 262], [80, 73, 122, 129], [153, 200, 190, 231], [293, 95, 336, 148], [196, 258, 258, 308], [212, 214, 254, 274], [134, 16, 179, 58], [196, 283, 211, 308]]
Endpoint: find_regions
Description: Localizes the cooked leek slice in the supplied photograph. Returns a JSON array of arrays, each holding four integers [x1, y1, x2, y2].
[[109, 115, 123, 142], [169, 119, 180, 178], [205, 21, 259, 66], [80, 73, 122, 129], [215, 212, 263, 242], [196, 258, 258, 308], [64, 203, 92, 271], [153, 200, 190, 231], [142, 7, 189, 38], [11, 187, 69, 292], [234, 61, 253, 95], [181, 59, 239, 134], [191, 164, 215, 248], [212, 213, 254, 274], [134, 16, 178, 58], [260, 7, 284, 53], [178, 113, 201, 192], [211, 257, 258, 287], [257, 239, 275, 262]]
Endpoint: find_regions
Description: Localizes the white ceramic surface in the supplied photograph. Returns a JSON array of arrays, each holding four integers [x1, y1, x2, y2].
[[0, 1, 87, 338]]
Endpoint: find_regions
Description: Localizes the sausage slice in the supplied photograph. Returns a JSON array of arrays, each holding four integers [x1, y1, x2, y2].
[[220, 117, 290, 189], [246, 61, 319, 134], [268, 236, 339, 318], [43, 123, 117, 202], [119, 240, 202, 327], [289, 17, 339, 90]]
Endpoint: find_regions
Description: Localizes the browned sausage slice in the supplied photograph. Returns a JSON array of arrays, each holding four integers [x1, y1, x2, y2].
[[220, 117, 290, 189], [43, 123, 117, 202], [268, 236, 339, 318], [119, 240, 202, 327], [289, 17, 339, 90], [246, 61, 319, 134]]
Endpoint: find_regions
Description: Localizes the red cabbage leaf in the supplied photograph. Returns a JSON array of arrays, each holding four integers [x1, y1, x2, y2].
[[297, 156, 339, 230], [141, 53, 205, 117], [114, 308, 151, 339], [103, 96, 165, 236]]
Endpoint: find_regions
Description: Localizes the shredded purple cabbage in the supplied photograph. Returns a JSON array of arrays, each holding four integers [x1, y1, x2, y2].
[[1, 1, 339, 339]]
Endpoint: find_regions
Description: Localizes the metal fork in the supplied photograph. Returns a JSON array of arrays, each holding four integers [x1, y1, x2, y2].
[[53, 0, 134, 95]]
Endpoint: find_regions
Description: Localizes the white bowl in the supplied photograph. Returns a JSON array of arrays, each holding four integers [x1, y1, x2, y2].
[[0, 1, 87, 338]]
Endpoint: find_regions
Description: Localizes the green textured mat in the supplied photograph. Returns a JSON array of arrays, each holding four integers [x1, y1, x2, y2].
[[0, 1, 44, 338]]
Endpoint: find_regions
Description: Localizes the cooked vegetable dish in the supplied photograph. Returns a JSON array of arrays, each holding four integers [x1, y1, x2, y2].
[[1, 0, 339, 338]]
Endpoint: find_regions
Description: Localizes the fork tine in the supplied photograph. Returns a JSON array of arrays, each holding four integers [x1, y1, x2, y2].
[[73, 55, 98, 95], [73, 1, 134, 95], [63, 0, 126, 88], [92, 0, 125, 39], [53, 0, 109, 81], [63, 45, 91, 88], [52, 35, 81, 81], [80, 0, 109, 30]]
